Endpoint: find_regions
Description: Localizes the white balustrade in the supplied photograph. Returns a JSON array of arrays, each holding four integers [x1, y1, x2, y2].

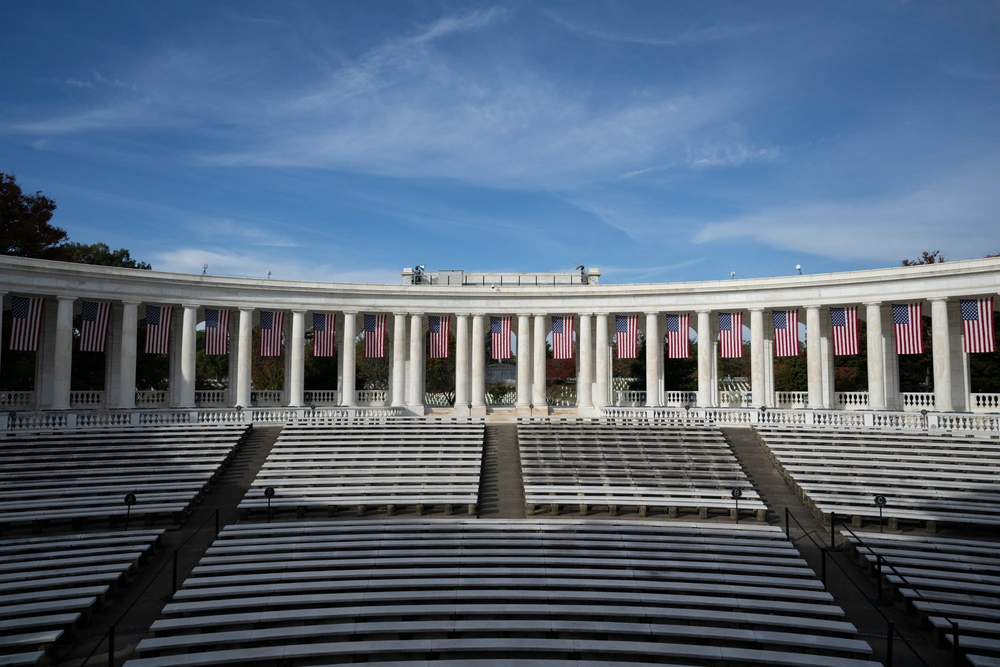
[[719, 390, 751, 408], [614, 390, 646, 407], [135, 390, 168, 407], [355, 390, 388, 406], [901, 392, 935, 411], [303, 390, 339, 405], [69, 390, 105, 408], [0, 391, 34, 408], [972, 393, 1000, 412], [664, 391, 697, 407], [834, 391, 869, 410], [775, 392, 808, 409], [194, 390, 228, 406], [251, 390, 283, 406]]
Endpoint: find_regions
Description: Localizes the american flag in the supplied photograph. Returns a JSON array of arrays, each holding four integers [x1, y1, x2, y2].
[[718, 311, 743, 358], [615, 314, 638, 359], [893, 303, 923, 355], [666, 313, 690, 359], [551, 316, 574, 359], [830, 306, 859, 355], [490, 315, 512, 359], [144, 305, 172, 354], [364, 314, 386, 358], [9, 295, 44, 352], [204, 308, 230, 356], [78, 301, 111, 353], [259, 310, 285, 357], [313, 313, 336, 357], [961, 298, 995, 353], [772, 309, 800, 357], [428, 315, 450, 359]]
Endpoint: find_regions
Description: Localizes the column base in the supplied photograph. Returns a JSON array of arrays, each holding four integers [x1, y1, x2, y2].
[[407, 404, 426, 416], [470, 405, 487, 417], [515, 406, 533, 418], [531, 405, 551, 417]]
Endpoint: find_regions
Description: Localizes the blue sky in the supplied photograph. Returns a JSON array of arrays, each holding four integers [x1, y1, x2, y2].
[[2, 1, 999, 284]]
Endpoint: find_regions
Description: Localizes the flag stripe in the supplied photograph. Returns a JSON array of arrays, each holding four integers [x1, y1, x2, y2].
[[428, 315, 450, 359], [772, 309, 800, 357], [666, 313, 690, 359], [144, 305, 173, 354], [204, 308, 231, 356], [9, 296, 44, 352], [79, 301, 112, 353], [719, 312, 743, 358], [962, 298, 995, 354], [830, 306, 860, 356], [259, 310, 285, 356], [893, 303, 924, 355], [551, 316, 574, 359], [490, 316, 512, 359], [313, 313, 337, 357], [615, 315, 638, 358], [364, 314, 386, 358]]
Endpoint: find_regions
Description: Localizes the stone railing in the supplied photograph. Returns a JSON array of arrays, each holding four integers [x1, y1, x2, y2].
[[251, 390, 283, 406], [775, 392, 809, 409], [834, 391, 869, 410], [195, 390, 228, 406], [664, 391, 696, 407], [356, 390, 388, 406], [973, 393, 1000, 412], [719, 391, 751, 408], [901, 392, 935, 412], [425, 392, 455, 407], [304, 390, 339, 405], [136, 390, 168, 407], [0, 391, 34, 408], [614, 390, 646, 407], [69, 390, 105, 407]]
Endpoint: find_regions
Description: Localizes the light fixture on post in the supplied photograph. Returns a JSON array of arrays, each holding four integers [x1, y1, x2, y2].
[[730, 271, 736, 280], [576, 264, 588, 285], [796, 264, 802, 275], [202, 263, 208, 275], [266, 271, 271, 280]]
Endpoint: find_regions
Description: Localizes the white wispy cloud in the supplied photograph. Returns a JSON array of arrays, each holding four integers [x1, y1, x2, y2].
[[543, 12, 768, 47], [65, 78, 95, 89], [154, 247, 400, 283]]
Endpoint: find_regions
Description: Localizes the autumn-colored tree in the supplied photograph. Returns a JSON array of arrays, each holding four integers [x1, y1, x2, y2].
[[902, 250, 945, 266]]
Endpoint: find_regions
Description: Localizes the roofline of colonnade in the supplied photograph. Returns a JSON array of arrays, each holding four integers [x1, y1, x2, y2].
[[3, 254, 1000, 313]]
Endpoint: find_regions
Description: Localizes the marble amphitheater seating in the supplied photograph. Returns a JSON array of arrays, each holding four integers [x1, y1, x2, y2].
[[517, 420, 766, 519], [127, 519, 877, 667], [0, 424, 248, 531], [0, 528, 162, 666], [238, 418, 484, 518], [843, 531, 1000, 667], [754, 426, 1000, 531]]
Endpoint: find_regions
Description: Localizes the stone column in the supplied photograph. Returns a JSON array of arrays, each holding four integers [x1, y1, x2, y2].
[[115, 301, 139, 409], [455, 314, 470, 412], [471, 314, 486, 415], [806, 306, 823, 408], [341, 312, 357, 407], [645, 312, 661, 407], [408, 313, 425, 414], [578, 313, 593, 410], [881, 308, 900, 410], [697, 311, 713, 407], [532, 314, 547, 412], [236, 308, 253, 407], [595, 314, 609, 408], [287, 310, 306, 407], [949, 300, 969, 412], [865, 303, 885, 410], [750, 308, 765, 408], [930, 298, 952, 412], [391, 313, 407, 407], [516, 314, 532, 413], [177, 305, 198, 408], [0, 292, 4, 377], [819, 307, 835, 408], [50, 296, 76, 410]]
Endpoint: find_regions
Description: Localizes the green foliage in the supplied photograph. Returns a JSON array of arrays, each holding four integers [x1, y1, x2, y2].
[[1, 172, 65, 260], [902, 250, 945, 266], [773, 353, 807, 391], [63, 242, 152, 270], [0, 311, 35, 390]]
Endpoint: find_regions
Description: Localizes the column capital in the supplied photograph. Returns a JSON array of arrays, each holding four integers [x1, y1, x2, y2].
[[928, 296, 950, 303], [56, 295, 77, 303], [644, 311, 659, 317], [533, 313, 546, 319], [749, 307, 765, 313], [517, 313, 532, 319], [239, 306, 255, 313], [393, 311, 409, 317], [342, 310, 358, 316], [579, 312, 593, 318], [291, 308, 307, 314], [805, 304, 821, 311], [121, 300, 142, 307], [696, 309, 713, 315], [182, 303, 199, 310], [862, 301, 882, 307], [457, 313, 472, 318], [409, 311, 424, 317]]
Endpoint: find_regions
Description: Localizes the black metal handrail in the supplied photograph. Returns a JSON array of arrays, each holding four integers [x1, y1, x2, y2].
[[784, 508, 932, 667]]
